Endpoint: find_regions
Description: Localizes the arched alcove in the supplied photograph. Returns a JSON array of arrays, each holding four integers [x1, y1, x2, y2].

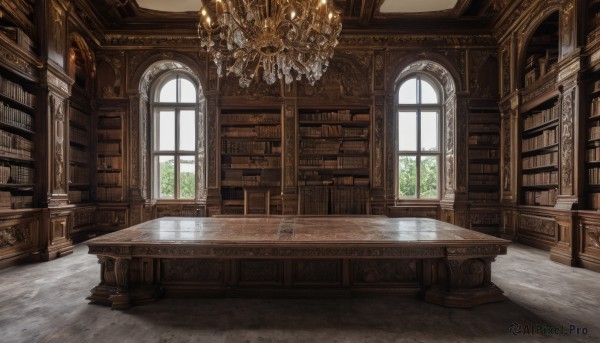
[[388, 59, 458, 204], [132, 60, 207, 202]]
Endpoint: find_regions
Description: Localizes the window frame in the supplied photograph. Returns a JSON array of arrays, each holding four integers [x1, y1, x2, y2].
[[151, 73, 198, 200], [395, 74, 443, 201]]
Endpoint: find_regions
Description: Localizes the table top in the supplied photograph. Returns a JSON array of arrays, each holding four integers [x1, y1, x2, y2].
[[87, 216, 510, 246]]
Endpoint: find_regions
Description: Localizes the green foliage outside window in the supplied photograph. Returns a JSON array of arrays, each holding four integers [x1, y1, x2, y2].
[[159, 158, 195, 199], [398, 156, 438, 199]]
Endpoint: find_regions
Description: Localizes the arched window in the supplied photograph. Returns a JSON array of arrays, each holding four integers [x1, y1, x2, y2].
[[396, 75, 442, 200], [151, 74, 197, 199]]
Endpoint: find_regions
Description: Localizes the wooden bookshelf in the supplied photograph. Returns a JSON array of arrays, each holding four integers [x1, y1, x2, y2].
[[96, 112, 123, 202], [297, 109, 370, 215], [520, 99, 560, 207], [587, 78, 600, 209], [0, 69, 35, 210], [68, 104, 92, 204], [220, 110, 282, 214], [0, 0, 35, 54], [522, 12, 558, 89], [468, 106, 500, 205]]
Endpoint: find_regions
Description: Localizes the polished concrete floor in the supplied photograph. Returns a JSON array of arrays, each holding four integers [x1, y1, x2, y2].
[[0, 243, 599, 343]]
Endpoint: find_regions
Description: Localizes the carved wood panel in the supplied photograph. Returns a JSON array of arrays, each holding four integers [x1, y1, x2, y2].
[[560, 87, 575, 194], [351, 260, 418, 284]]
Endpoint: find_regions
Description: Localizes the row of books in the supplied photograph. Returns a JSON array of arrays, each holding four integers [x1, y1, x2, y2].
[[470, 149, 499, 159], [0, 129, 33, 158], [588, 192, 600, 210], [301, 140, 369, 154], [300, 125, 369, 138], [587, 146, 600, 163], [0, 101, 33, 131], [522, 171, 558, 186], [588, 167, 600, 185], [523, 189, 557, 206], [0, 192, 33, 209], [300, 140, 343, 154], [300, 110, 369, 122], [522, 128, 558, 152], [7, 164, 33, 184], [221, 113, 280, 124], [590, 126, 600, 141], [222, 125, 281, 138], [222, 140, 281, 155], [0, 74, 36, 108], [222, 156, 280, 169], [468, 134, 499, 145], [299, 156, 369, 169], [522, 151, 558, 169], [523, 104, 559, 131], [222, 169, 280, 178], [591, 97, 600, 118], [469, 163, 499, 174], [298, 176, 369, 186]]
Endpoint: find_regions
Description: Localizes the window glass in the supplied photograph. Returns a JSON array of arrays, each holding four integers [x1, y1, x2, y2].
[[158, 111, 175, 151], [398, 78, 417, 104], [398, 156, 417, 198], [396, 75, 443, 201], [159, 79, 177, 102], [152, 74, 200, 200], [179, 110, 196, 151], [179, 156, 196, 199], [158, 155, 175, 199], [179, 78, 196, 103], [421, 111, 439, 151], [420, 79, 438, 104], [398, 112, 417, 151], [420, 156, 438, 198]]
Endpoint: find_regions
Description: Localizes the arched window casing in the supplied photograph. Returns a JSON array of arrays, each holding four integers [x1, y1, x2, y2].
[[151, 73, 198, 199], [396, 75, 442, 200]]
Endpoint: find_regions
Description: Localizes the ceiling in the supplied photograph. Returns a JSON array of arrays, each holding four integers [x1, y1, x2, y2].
[[136, 0, 460, 14], [93, 0, 498, 33]]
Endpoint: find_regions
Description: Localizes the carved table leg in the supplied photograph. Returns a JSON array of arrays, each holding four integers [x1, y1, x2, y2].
[[108, 258, 131, 310], [424, 257, 504, 308]]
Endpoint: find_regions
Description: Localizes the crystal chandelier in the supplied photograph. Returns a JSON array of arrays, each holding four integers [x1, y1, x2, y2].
[[198, 0, 342, 88]]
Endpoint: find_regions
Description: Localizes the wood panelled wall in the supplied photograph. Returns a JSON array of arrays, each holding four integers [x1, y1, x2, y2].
[[1, 0, 600, 273]]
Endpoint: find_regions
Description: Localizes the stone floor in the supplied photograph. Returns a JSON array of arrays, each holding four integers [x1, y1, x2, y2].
[[0, 243, 599, 343]]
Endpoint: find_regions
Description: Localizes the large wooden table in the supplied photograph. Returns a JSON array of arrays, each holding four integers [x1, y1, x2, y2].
[[86, 216, 510, 309]]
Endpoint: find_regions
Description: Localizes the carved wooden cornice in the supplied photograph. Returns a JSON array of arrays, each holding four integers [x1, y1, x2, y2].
[[492, 0, 563, 42], [98, 32, 497, 50], [67, 0, 105, 47], [0, 35, 41, 81]]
